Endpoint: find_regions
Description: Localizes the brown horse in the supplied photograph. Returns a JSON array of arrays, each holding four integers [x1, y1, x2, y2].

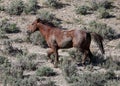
[[27, 18, 105, 68]]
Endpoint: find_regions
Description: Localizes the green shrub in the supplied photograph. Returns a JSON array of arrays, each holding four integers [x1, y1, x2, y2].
[[0, 20, 20, 33], [17, 53, 37, 70], [101, 57, 120, 70], [68, 50, 82, 63], [99, 0, 113, 9], [38, 11, 61, 27], [98, 7, 110, 18], [87, 21, 115, 39], [43, 0, 62, 9], [2, 40, 23, 56], [61, 58, 78, 83], [28, 31, 48, 48], [6, 0, 24, 15], [12, 76, 37, 86], [0, 56, 6, 64], [90, 0, 113, 11], [0, 5, 5, 11], [24, 0, 38, 14], [75, 6, 89, 15], [36, 67, 55, 77], [73, 72, 106, 86], [105, 70, 116, 80]]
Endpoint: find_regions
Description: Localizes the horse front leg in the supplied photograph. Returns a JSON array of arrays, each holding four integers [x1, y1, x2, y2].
[[47, 48, 54, 63]]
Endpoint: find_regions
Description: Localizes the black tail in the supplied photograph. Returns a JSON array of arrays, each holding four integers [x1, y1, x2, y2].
[[90, 32, 105, 54]]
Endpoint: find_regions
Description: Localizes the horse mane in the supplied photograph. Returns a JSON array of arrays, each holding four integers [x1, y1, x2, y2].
[[39, 19, 57, 27]]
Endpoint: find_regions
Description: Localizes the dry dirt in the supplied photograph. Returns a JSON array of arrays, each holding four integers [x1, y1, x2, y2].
[[0, 0, 120, 86]]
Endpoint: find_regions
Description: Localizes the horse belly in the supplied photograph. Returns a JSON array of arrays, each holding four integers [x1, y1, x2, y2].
[[60, 38, 73, 48]]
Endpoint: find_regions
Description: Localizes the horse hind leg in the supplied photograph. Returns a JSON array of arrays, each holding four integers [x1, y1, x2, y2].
[[88, 49, 93, 64], [82, 50, 89, 68]]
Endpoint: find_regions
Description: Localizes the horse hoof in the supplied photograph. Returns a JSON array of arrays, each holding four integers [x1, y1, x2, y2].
[[54, 65, 58, 68], [54, 64, 58, 68], [48, 59, 54, 63]]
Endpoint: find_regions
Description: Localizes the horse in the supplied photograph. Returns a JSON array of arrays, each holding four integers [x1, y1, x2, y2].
[[27, 18, 105, 68]]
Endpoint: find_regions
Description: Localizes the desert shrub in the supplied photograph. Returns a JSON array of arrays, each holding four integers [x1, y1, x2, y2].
[[72, 72, 107, 86], [0, 56, 6, 64], [87, 21, 116, 39], [0, 20, 20, 33], [0, 5, 5, 11], [90, 0, 113, 11], [14, 38, 25, 43], [24, 0, 38, 14], [98, 7, 110, 18], [68, 50, 82, 63], [6, 0, 24, 15], [11, 76, 37, 86], [36, 67, 56, 77], [75, 6, 89, 15], [105, 70, 116, 80], [100, 56, 120, 70], [43, 0, 62, 9], [2, 40, 23, 56], [17, 53, 37, 70], [28, 31, 48, 48], [91, 52, 120, 70], [38, 11, 61, 27], [61, 58, 78, 83], [99, 0, 113, 9]]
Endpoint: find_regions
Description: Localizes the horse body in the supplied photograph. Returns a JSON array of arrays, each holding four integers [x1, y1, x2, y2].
[[27, 18, 105, 68]]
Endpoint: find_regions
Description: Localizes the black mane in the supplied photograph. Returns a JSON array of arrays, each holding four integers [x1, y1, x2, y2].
[[39, 19, 57, 27]]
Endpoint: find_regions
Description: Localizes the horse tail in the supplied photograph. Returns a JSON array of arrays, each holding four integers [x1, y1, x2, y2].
[[90, 32, 105, 54]]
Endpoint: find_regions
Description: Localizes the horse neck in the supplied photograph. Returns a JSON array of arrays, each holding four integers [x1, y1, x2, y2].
[[37, 23, 51, 38]]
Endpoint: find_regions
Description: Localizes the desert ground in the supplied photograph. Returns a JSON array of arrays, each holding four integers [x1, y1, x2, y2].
[[0, 0, 120, 86]]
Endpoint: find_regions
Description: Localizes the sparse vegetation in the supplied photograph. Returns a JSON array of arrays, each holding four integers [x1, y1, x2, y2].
[[98, 7, 111, 18], [75, 6, 89, 15], [38, 11, 61, 27], [36, 66, 56, 77], [0, 0, 120, 86], [101, 56, 120, 70], [87, 21, 116, 39], [6, 0, 24, 15], [0, 5, 4, 11], [90, 0, 113, 11], [0, 19, 20, 33], [1, 40, 23, 56], [43, 0, 62, 9], [24, 0, 38, 14], [6, 0, 38, 15], [17, 53, 37, 71], [61, 58, 78, 83]]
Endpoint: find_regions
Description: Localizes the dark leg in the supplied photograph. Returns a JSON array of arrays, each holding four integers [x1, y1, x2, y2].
[[88, 49, 94, 70], [54, 48, 59, 68], [82, 50, 89, 68], [88, 49, 93, 64], [47, 48, 54, 63]]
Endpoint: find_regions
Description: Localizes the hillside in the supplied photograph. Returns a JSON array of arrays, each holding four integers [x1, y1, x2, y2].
[[0, 0, 120, 86]]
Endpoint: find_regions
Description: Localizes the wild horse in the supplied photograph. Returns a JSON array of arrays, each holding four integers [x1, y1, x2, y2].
[[27, 18, 105, 68]]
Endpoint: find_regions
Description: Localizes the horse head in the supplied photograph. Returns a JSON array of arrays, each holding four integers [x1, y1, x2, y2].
[[27, 18, 40, 35]]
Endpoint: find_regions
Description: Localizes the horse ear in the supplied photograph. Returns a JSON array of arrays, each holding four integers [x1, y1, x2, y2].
[[37, 18, 40, 23]]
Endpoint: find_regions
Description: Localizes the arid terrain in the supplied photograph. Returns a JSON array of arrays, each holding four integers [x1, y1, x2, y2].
[[0, 0, 120, 86]]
